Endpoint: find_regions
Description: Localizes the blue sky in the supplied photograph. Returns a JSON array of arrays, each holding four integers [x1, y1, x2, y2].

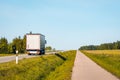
[[0, 0, 120, 50]]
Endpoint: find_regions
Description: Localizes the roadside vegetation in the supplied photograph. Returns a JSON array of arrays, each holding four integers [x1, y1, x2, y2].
[[45, 51, 76, 80], [0, 54, 15, 57], [81, 50, 120, 78], [79, 41, 120, 50], [0, 50, 76, 80], [0, 36, 26, 54]]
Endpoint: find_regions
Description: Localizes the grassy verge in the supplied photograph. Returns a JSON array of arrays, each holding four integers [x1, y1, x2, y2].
[[0, 50, 76, 80], [45, 50, 76, 80], [0, 54, 15, 57], [81, 50, 120, 79]]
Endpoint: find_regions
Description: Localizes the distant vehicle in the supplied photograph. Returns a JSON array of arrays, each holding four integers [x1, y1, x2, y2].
[[26, 33, 46, 55]]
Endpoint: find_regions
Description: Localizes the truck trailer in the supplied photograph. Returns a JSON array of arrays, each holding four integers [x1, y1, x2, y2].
[[26, 33, 46, 55]]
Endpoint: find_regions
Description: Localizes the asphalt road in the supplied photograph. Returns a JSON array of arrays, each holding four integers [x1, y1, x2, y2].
[[0, 52, 57, 64], [0, 54, 39, 63], [71, 50, 119, 80]]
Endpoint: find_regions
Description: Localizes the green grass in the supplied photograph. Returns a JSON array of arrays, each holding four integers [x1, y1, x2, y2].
[[0, 54, 15, 57], [81, 50, 120, 79], [0, 50, 76, 80], [45, 50, 76, 80]]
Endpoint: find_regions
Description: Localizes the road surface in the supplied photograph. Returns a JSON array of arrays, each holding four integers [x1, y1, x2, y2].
[[0, 54, 39, 63], [71, 50, 119, 80]]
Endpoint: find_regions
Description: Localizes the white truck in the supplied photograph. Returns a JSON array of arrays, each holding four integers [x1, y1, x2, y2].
[[26, 33, 46, 55]]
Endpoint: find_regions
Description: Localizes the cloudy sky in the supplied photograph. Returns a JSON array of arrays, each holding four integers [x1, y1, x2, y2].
[[0, 0, 120, 50]]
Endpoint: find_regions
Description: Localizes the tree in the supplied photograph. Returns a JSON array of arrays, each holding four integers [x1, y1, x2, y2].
[[79, 45, 97, 50], [0, 35, 26, 54], [45, 46, 52, 51], [52, 48, 56, 51], [0, 37, 8, 53], [12, 35, 26, 53], [12, 36, 23, 53], [8, 43, 13, 53], [114, 41, 120, 49], [22, 35, 26, 52], [79, 40, 120, 50]]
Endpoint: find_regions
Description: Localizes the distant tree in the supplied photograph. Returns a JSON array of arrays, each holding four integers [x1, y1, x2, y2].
[[113, 42, 118, 49], [79, 45, 97, 50], [12, 36, 24, 53], [0, 37, 8, 53], [22, 35, 26, 52], [118, 41, 120, 49], [115, 41, 120, 49], [79, 40, 120, 50], [108, 43, 113, 49], [0, 35, 27, 54], [45, 46, 52, 51], [53, 48, 56, 51], [8, 43, 13, 53]]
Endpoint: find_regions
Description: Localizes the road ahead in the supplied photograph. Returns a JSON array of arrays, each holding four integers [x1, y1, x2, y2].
[[0, 54, 38, 63], [71, 51, 119, 80]]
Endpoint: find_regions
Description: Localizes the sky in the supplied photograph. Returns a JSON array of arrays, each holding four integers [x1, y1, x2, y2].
[[0, 0, 120, 50]]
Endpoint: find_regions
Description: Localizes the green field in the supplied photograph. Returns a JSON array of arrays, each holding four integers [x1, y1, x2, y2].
[[0, 50, 76, 80], [81, 50, 120, 78]]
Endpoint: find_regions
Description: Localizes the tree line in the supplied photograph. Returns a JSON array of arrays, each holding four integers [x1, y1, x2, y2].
[[45, 46, 56, 51], [79, 41, 120, 50], [0, 36, 26, 54]]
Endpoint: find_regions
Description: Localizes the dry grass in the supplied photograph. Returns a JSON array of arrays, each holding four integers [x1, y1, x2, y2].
[[84, 50, 120, 54]]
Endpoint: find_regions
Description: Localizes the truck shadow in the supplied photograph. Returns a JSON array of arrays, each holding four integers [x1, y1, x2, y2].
[[55, 53, 66, 61]]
